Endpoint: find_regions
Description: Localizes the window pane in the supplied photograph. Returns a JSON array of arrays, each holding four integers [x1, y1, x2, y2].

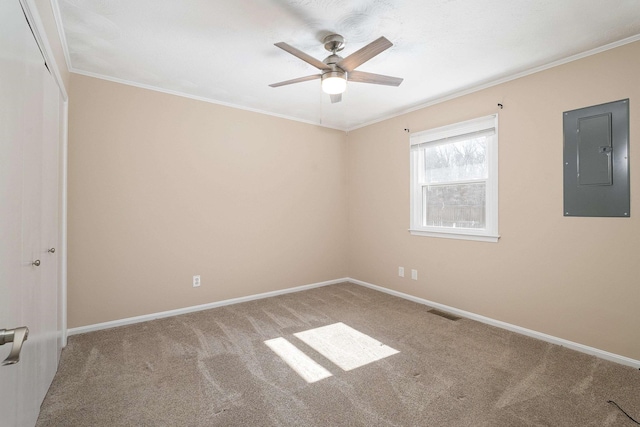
[[423, 182, 486, 229], [423, 137, 487, 183]]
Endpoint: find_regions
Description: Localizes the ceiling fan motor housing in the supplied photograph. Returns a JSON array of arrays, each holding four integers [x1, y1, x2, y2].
[[323, 54, 343, 67]]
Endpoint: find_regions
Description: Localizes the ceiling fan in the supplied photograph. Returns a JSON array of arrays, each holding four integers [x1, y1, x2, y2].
[[269, 34, 403, 103]]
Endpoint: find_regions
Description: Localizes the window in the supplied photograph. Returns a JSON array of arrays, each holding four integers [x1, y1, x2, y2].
[[410, 115, 499, 242]]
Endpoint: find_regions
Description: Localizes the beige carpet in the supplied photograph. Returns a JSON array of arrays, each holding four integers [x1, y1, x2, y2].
[[37, 282, 640, 426]]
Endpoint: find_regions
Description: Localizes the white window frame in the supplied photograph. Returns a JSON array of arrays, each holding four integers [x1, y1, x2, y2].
[[409, 114, 499, 243]]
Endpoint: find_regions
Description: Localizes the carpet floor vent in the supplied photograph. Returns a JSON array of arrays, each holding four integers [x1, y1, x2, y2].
[[428, 309, 461, 321]]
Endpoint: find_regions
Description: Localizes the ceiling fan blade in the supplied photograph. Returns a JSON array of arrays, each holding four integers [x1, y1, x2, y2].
[[330, 93, 342, 103], [269, 74, 321, 88], [348, 70, 403, 86], [337, 36, 393, 72], [274, 42, 330, 70]]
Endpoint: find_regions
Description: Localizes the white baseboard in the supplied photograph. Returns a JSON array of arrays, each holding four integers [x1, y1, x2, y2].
[[68, 277, 349, 336], [348, 277, 640, 369], [68, 276, 640, 369]]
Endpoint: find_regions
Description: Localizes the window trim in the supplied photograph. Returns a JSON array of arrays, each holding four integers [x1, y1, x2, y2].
[[409, 114, 499, 243]]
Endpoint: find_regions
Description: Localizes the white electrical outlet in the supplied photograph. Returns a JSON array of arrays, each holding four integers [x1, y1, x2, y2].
[[411, 269, 418, 280], [398, 267, 404, 277], [193, 275, 201, 287]]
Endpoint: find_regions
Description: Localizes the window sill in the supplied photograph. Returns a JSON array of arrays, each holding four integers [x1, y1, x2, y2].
[[409, 229, 500, 243]]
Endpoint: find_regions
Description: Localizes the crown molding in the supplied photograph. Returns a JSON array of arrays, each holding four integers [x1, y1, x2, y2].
[[347, 34, 640, 132]]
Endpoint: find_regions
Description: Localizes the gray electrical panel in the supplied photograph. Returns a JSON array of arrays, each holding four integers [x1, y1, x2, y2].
[[563, 99, 629, 217]]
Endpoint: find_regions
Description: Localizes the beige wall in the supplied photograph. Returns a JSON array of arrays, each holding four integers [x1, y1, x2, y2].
[[68, 75, 348, 327], [68, 40, 640, 360], [347, 41, 640, 360]]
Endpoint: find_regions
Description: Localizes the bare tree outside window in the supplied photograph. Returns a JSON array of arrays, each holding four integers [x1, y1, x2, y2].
[[422, 137, 487, 229]]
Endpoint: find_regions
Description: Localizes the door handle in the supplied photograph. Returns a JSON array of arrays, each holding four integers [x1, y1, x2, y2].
[[0, 327, 29, 366], [48, 248, 55, 253]]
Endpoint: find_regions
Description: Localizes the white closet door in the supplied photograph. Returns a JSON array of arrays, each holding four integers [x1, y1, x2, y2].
[[38, 60, 61, 401], [0, 1, 28, 423], [19, 17, 45, 427], [1, 1, 62, 425]]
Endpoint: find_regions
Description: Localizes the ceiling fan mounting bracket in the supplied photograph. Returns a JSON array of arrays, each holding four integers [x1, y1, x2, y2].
[[323, 34, 345, 53]]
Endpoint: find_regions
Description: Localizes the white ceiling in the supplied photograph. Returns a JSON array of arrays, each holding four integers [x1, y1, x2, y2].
[[55, 0, 640, 130]]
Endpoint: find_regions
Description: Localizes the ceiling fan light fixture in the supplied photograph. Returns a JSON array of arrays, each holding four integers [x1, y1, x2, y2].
[[321, 71, 347, 94]]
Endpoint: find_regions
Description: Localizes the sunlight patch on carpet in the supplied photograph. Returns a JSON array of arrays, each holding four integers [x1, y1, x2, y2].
[[264, 337, 333, 383], [294, 322, 399, 371]]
